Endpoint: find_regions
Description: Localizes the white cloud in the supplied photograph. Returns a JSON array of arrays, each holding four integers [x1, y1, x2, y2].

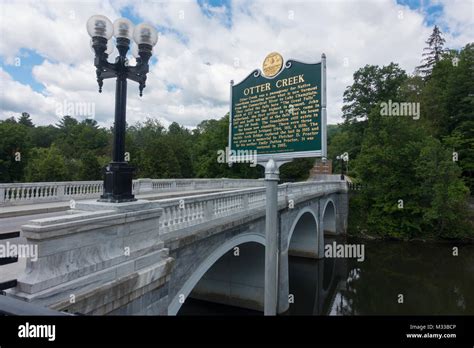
[[0, 0, 473, 128], [0, 68, 56, 124], [434, 0, 474, 48]]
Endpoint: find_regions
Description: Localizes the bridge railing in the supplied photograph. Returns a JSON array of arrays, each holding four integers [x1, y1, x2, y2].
[[281, 181, 345, 198], [156, 180, 347, 234], [0, 178, 264, 207]]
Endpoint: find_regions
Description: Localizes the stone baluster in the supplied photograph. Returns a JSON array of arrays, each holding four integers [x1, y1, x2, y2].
[[0, 186, 5, 205], [204, 199, 213, 221]]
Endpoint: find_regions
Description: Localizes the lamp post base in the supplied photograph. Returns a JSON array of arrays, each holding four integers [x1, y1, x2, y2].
[[98, 162, 136, 203]]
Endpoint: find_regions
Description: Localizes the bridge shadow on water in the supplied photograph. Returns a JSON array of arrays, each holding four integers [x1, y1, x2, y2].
[[178, 236, 348, 316], [178, 236, 474, 315]]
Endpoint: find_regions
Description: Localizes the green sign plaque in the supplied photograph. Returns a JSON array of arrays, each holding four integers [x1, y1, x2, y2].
[[229, 54, 327, 163]]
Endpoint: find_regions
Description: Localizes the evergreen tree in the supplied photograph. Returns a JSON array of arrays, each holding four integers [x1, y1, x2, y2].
[[416, 25, 446, 78], [18, 112, 34, 127]]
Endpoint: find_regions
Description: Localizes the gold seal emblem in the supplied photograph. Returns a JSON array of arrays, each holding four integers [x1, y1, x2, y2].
[[262, 52, 283, 77]]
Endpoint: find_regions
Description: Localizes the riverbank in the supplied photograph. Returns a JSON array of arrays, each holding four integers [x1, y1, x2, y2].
[[347, 231, 474, 244]]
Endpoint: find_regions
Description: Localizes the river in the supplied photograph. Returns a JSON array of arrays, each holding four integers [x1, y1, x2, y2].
[[178, 237, 474, 315]]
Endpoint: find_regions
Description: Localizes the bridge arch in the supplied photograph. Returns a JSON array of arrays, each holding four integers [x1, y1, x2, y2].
[[168, 233, 265, 315], [322, 199, 337, 235], [286, 207, 320, 258]]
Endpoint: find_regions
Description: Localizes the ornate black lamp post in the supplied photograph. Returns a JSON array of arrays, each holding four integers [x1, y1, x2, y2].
[[336, 152, 349, 180], [87, 15, 158, 203]]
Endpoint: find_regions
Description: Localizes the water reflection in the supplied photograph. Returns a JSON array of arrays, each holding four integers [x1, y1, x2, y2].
[[179, 237, 474, 315], [289, 237, 474, 315]]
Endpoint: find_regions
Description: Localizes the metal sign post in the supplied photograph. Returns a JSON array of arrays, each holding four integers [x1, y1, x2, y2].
[[261, 158, 290, 315]]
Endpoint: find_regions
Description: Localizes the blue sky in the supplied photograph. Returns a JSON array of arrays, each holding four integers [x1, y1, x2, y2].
[[1, 49, 46, 93], [0, 0, 472, 127], [397, 0, 445, 27]]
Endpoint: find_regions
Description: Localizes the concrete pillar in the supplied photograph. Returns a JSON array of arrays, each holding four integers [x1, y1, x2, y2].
[[242, 194, 249, 211], [264, 159, 279, 316], [277, 247, 289, 314], [56, 183, 66, 200], [318, 201, 325, 257], [336, 193, 349, 235], [0, 186, 5, 205]]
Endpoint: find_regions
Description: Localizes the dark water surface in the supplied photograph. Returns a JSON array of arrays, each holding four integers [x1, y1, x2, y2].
[[179, 238, 474, 315]]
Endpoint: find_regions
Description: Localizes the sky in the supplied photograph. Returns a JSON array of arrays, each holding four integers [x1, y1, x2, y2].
[[0, 0, 473, 128]]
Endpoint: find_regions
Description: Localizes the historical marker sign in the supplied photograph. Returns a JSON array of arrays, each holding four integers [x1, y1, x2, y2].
[[229, 53, 327, 163]]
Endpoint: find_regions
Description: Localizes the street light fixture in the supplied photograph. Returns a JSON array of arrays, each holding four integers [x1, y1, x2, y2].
[[336, 152, 349, 180], [87, 15, 158, 203]]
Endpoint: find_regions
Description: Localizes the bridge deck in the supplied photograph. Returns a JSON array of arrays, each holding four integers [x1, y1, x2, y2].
[[0, 188, 238, 232], [0, 189, 244, 284]]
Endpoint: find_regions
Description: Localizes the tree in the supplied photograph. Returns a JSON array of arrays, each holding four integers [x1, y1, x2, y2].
[[140, 137, 181, 178], [54, 117, 108, 158], [126, 118, 166, 178], [29, 125, 60, 148], [342, 63, 407, 124], [350, 106, 471, 239], [444, 120, 474, 194], [24, 146, 68, 182], [414, 137, 470, 237], [351, 110, 427, 238], [167, 122, 195, 178], [419, 44, 474, 191], [193, 115, 262, 179], [416, 25, 446, 78], [54, 116, 80, 159], [0, 120, 30, 182], [280, 158, 313, 182], [18, 112, 34, 127], [194, 117, 232, 178], [333, 63, 408, 167], [78, 150, 102, 180]]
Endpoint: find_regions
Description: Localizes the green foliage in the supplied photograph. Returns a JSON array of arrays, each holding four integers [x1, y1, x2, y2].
[[351, 111, 426, 238], [77, 151, 102, 181], [24, 146, 68, 182], [351, 110, 470, 239], [193, 115, 262, 179], [0, 119, 30, 182], [29, 125, 60, 148], [335, 39, 473, 239], [280, 159, 313, 182], [342, 63, 407, 124], [140, 136, 181, 178], [414, 137, 470, 237], [18, 112, 34, 127], [54, 117, 109, 158]]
